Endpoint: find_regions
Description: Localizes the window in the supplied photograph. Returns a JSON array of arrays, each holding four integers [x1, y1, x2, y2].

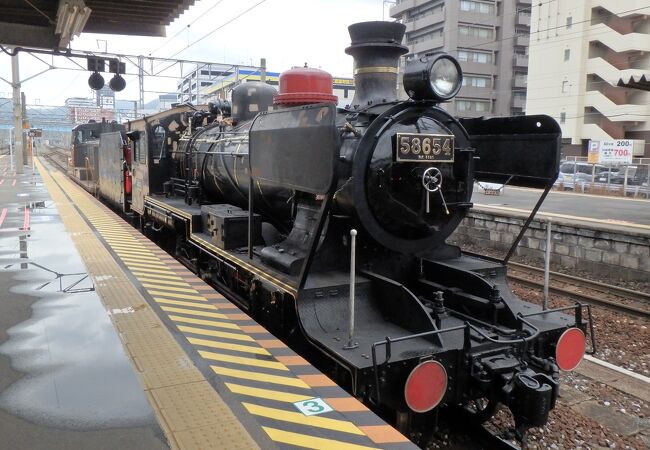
[[459, 25, 494, 39], [560, 112, 566, 123], [462, 75, 491, 88], [152, 125, 167, 159], [460, 0, 495, 14], [562, 80, 569, 93], [566, 17, 572, 29], [457, 50, 493, 63], [564, 49, 570, 61], [456, 99, 491, 112]]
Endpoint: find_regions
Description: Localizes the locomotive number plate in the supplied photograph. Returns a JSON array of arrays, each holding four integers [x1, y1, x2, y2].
[[394, 133, 454, 163]]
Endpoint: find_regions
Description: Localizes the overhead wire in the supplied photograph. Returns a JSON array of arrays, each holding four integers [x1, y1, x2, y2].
[[147, 0, 227, 56]]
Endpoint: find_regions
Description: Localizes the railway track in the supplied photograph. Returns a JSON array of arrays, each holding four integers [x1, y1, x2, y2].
[[508, 261, 650, 318]]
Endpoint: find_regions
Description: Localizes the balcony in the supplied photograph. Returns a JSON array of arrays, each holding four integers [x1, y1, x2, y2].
[[458, 60, 497, 76], [409, 36, 445, 56], [512, 76, 527, 88], [513, 54, 528, 68], [516, 13, 531, 27], [457, 32, 497, 50], [512, 95, 526, 109], [404, 10, 445, 32], [515, 35, 530, 47], [390, 0, 414, 17], [458, 10, 498, 27]]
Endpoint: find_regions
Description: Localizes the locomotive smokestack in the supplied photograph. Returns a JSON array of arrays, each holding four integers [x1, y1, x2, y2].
[[345, 21, 408, 109]]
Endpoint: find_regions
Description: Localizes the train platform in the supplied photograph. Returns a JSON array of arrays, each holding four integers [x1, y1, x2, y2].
[[0, 156, 417, 450]]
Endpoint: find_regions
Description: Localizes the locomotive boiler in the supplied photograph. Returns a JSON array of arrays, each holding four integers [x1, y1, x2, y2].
[[111, 21, 592, 446]]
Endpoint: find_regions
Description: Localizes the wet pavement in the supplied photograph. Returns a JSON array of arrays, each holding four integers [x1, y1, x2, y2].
[[0, 160, 167, 449]]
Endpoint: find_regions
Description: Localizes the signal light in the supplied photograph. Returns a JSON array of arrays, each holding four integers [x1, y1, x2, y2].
[[555, 327, 586, 371], [404, 360, 448, 413], [109, 74, 126, 92], [88, 71, 104, 90]]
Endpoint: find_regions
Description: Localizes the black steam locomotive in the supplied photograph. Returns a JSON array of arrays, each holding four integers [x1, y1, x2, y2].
[[65, 21, 591, 446]]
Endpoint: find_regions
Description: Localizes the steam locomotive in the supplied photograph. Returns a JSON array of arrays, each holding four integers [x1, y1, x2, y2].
[[65, 21, 591, 446]]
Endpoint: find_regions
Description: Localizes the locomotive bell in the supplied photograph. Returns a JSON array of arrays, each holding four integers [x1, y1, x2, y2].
[[345, 21, 408, 109]]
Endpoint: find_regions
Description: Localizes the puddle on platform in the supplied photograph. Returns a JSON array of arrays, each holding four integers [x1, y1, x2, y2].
[[0, 185, 156, 431]]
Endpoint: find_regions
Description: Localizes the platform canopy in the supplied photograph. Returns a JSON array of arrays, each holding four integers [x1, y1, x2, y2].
[[617, 74, 650, 92], [0, 0, 195, 49]]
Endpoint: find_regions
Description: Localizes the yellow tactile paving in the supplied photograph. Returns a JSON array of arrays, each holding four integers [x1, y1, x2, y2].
[[35, 158, 259, 450]]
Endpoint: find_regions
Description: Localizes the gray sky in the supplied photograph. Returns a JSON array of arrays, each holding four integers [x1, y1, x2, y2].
[[0, 0, 390, 106]]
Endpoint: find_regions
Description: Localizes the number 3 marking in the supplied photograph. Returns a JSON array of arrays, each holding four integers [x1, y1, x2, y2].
[[302, 401, 324, 413]]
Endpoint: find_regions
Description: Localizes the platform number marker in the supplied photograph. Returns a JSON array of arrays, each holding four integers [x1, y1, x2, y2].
[[293, 397, 333, 416]]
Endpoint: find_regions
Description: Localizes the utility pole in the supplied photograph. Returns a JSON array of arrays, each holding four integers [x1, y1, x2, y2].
[[11, 51, 24, 174]]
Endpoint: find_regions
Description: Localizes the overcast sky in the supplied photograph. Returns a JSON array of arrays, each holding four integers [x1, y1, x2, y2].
[[0, 0, 391, 107]]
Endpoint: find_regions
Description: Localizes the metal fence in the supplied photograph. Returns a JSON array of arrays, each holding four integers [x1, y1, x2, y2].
[[556, 159, 650, 198]]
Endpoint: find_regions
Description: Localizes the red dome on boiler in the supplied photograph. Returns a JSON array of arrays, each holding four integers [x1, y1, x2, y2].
[[273, 66, 338, 105]]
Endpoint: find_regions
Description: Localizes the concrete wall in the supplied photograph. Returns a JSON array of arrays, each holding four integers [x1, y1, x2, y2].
[[449, 209, 650, 281]]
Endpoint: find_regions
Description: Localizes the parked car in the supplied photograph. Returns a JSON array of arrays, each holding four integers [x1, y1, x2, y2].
[[559, 161, 616, 184], [600, 165, 650, 186]]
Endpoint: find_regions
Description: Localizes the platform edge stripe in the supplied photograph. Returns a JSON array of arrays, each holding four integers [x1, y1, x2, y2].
[[168, 314, 240, 330], [177, 325, 255, 342], [127, 267, 178, 276], [102, 240, 148, 249], [120, 258, 168, 268], [148, 290, 207, 301], [262, 427, 379, 450], [125, 262, 176, 272], [154, 298, 218, 309], [225, 383, 313, 403], [142, 284, 201, 294], [198, 350, 290, 371], [137, 277, 190, 287], [114, 252, 162, 262], [243, 403, 364, 436], [132, 272, 184, 281], [212, 366, 311, 389], [160, 306, 228, 319], [188, 337, 271, 355]]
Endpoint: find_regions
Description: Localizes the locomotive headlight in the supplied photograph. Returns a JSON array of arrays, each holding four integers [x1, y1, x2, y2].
[[403, 53, 463, 102]]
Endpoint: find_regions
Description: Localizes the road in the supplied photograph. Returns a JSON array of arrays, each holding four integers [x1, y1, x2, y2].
[[472, 185, 650, 231]]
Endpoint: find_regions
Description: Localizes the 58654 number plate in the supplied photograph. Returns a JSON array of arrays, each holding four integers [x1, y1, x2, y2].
[[394, 133, 454, 162]]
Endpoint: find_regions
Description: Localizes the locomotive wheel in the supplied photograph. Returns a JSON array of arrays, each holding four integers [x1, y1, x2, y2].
[[464, 397, 499, 423]]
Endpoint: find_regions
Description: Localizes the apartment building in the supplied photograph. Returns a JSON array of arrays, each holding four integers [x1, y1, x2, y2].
[[390, 0, 532, 117], [526, 1, 650, 157]]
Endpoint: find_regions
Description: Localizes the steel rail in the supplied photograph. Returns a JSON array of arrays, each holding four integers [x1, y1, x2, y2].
[[507, 263, 650, 318], [509, 261, 650, 304]]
